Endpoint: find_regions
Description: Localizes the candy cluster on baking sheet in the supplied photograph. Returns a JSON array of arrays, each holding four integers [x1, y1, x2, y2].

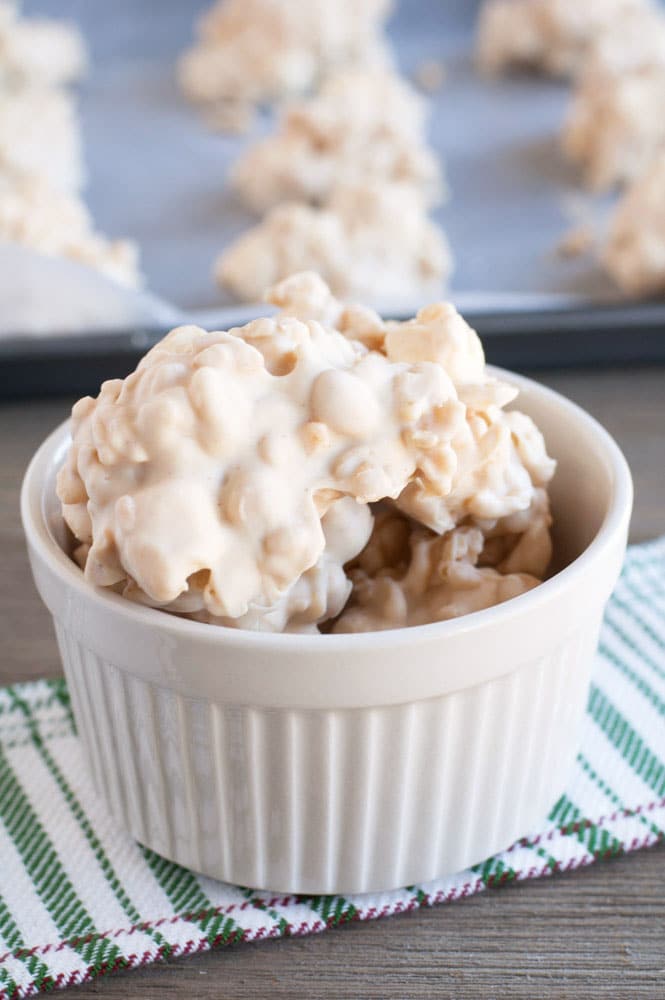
[[0, 0, 140, 287], [476, 0, 665, 296]]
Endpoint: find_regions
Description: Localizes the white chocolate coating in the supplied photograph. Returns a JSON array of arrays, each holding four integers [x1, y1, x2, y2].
[[216, 182, 452, 308], [231, 68, 443, 214], [327, 294, 555, 536], [59, 274, 556, 634], [189, 497, 374, 632], [0, 169, 140, 288], [477, 0, 651, 78], [394, 408, 555, 535], [603, 152, 665, 295], [178, 0, 391, 110]]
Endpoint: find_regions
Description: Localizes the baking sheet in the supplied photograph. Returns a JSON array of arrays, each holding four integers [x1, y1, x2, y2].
[[3, 0, 664, 395], [19, 0, 624, 313]]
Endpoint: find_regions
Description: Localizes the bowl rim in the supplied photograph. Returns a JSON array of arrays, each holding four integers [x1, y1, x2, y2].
[[21, 367, 633, 653]]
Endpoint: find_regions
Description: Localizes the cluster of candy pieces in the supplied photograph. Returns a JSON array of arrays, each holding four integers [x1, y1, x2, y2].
[[58, 273, 555, 634], [0, 0, 140, 287], [478, 0, 665, 296]]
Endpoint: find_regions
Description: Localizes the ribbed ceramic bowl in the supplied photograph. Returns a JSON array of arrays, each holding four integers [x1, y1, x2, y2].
[[22, 369, 632, 894]]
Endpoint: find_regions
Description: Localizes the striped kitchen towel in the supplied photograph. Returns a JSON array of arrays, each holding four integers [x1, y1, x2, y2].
[[0, 536, 664, 998]]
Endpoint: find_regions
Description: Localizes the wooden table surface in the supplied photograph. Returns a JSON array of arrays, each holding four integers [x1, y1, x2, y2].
[[1, 367, 664, 999]]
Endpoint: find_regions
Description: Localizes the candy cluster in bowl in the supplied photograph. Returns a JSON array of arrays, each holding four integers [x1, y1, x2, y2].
[[56, 272, 556, 635], [22, 273, 632, 893]]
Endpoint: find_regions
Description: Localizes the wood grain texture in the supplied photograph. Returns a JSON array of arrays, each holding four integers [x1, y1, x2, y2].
[[1, 367, 664, 998]]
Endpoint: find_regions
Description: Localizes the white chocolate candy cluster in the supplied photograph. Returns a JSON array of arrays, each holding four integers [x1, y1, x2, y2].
[[603, 152, 665, 296], [563, 33, 665, 191], [0, 2, 141, 288], [476, 0, 650, 78], [216, 182, 451, 308], [230, 68, 444, 215], [0, 3, 84, 199], [58, 274, 468, 624], [0, 169, 140, 288], [178, 0, 391, 113], [199, 6, 448, 304], [58, 273, 555, 634]]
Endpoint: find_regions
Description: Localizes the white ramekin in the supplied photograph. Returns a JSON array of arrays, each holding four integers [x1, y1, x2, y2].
[[21, 369, 633, 894]]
